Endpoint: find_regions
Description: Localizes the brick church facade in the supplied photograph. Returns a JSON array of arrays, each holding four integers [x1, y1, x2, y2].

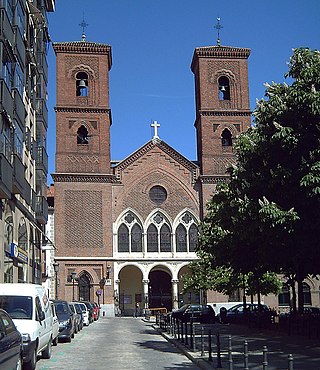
[[52, 36, 252, 316]]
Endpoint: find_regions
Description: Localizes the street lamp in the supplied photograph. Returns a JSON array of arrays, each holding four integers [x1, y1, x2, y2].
[[53, 262, 59, 299], [70, 271, 77, 301]]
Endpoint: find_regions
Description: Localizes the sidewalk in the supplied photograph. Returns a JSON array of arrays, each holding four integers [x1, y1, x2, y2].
[[153, 321, 320, 369]]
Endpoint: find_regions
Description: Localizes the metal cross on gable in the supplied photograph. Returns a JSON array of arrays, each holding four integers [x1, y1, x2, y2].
[[214, 17, 223, 46], [151, 120, 160, 139], [79, 17, 89, 41]]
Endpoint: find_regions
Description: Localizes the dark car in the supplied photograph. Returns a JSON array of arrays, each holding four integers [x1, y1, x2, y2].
[[53, 300, 75, 342], [171, 304, 215, 324], [0, 308, 22, 370], [69, 303, 82, 333], [220, 303, 272, 324], [82, 302, 94, 324]]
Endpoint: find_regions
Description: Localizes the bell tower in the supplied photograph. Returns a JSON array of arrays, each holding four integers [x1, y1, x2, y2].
[[191, 28, 251, 215]]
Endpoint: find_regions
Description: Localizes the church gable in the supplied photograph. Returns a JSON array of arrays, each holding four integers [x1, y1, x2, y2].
[[114, 139, 199, 184]]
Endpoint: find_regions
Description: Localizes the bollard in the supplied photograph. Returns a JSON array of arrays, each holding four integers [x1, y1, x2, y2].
[[185, 321, 188, 345], [181, 320, 184, 343], [228, 336, 233, 370], [177, 318, 180, 340], [262, 346, 268, 370], [201, 326, 205, 357], [192, 323, 196, 352], [216, 333, 222, 369], [208, 329, 213, 362], [244, 340, 249, 370], [288, 354, 294, 370]]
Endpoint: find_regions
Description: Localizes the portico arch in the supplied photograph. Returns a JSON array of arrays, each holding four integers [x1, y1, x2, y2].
[[148, 265, 172, 312]]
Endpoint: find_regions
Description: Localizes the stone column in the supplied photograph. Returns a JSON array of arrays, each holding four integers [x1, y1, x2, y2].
[[171, 279, 179, 310], [142, 279, 149, 309]]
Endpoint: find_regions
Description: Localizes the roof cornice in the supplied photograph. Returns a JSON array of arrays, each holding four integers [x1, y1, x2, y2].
[[52, 173, 120, 183]]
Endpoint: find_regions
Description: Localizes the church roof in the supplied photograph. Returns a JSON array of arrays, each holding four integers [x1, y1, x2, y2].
[[114, 138, 199, 183]]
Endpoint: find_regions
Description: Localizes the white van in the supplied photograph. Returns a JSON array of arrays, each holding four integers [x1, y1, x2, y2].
[[0, 283, 53, 370]]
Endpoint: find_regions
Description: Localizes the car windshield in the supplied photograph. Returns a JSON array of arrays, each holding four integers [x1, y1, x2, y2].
[[55, 302, 70, 315], [0, 295, 33, 319]]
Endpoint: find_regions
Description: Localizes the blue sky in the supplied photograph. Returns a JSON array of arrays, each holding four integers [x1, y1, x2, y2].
[[46, 0, 319, 183]]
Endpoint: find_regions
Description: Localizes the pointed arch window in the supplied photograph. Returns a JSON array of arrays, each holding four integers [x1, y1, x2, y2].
[[147, 224, 158, 252], [218, 76, 230, 100], [176, 224, 187, 252], [77, 125, 89, 144], [278, 284, 290, 306], [118, 224, 129, 252], [76, 72, 88, 97], [189, 224, 198, 252], [221, 128, 233, 147], [160, 224, 171, 252], [303, 283, 311, 305], [131, 224, 142, 252]]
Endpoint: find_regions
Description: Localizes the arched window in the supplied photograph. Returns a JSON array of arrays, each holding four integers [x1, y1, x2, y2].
[[160, 224, 171, 252], [176, 224, 187, 252], [118, 224, 129, 252], [218, 76, 230, 100], [221, 128, 233, 147], [303, 283, 311, 305], [189, 224, 198, 252], [131, 224, 142, 252], [76, 72, 88, 97], [78, 273, 92, 301], [18, 219, 28, 251], [278, 284, 290, 306], [147, 224, 158, 252], [77, 125, 89, 144]]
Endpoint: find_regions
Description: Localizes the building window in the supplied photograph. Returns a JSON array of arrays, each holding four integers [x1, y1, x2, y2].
[[160, 224, 171, 252], [147, 224, 158, 252], [118, 224, 129, 252], [149, 185, 167, 204], [14, 123, 23, 158], [76, 72, 89, 97], [176, 224, 187, 252], [18, 219, 27, 251], [77, 125, 89, 144], [189, 224, 198, 252], [14, 61, 24, 97], [221, 128, 233, 147], [218, 76, 230, 100], [303, 283, 311, 305], [0, 121, 12, 161], [131, 224, 142, 252], [278, 284, 290, 306], [3, 0, 13, 21], [2, 50, 13, 89], [14, 0, 25, 36]]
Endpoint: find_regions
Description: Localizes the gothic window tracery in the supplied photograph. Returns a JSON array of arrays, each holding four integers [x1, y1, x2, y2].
[[118, 212, 143, 253], [175, 211, 198, 253]]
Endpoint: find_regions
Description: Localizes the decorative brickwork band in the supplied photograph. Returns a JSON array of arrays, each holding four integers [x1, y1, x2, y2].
[[54, 107, 111, 114], [52, 173, 120, 183], [200, 175, 230, 184]]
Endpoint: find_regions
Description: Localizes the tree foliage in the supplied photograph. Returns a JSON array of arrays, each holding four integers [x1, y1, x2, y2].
[[195, 48, 320, 311]]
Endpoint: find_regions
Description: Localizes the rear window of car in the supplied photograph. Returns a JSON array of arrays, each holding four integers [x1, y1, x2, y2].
[[0, 296, 33, 319]]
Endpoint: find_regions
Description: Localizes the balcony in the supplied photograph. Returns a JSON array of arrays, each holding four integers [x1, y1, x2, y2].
[[0, 153, 13, 198], [36, 98, 48, 129], [0, 9, 14, 44], [22, 180, 31, 204], [36, 51, 48, 82], [0, 79, 14, 119], [13, 26, 25, 67], [35, 145, 48, 174], [12, 153, 25, 194], [36, 195, 48, 224], [13, 88, 26, 127]]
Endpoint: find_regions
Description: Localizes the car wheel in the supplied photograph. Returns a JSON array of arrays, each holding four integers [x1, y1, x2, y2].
[[16, 355, 22, 370], [23, 348, 37, 370], [42, 340, 52, 359]]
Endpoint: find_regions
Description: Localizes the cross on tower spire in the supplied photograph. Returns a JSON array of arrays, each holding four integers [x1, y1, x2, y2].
[[151, 120, 160, 139], [79, 16, 89, 41], [214, 17, 223, 46]]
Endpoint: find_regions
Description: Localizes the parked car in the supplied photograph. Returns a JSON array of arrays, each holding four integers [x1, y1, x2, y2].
[[74, 302, 90, 326], [92, 302, 100, 321], [50, 301, 59, 346], [69, 303, 82, 333], [0, 283, 53, 370], [0, 308, 22, 370], [53, 300, 75, 342], [171, 304, 215, 324], [219, 303, 273, 324], [82, 301, 94, 324]]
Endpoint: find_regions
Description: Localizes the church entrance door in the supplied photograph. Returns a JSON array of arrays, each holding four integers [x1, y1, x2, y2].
[[149, 270, 172, 312]]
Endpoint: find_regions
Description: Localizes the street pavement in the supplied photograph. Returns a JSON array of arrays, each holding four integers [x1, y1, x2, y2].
[[37, 317, 201, 370], [158, 321, 320, 370]]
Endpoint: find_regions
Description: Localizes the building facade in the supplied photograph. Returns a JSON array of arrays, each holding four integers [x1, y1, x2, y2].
[[52, 33, 254, 316], [0, 0, 55, 285]]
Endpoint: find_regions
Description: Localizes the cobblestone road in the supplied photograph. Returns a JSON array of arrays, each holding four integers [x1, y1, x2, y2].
[[37, 317, 200, 370]]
